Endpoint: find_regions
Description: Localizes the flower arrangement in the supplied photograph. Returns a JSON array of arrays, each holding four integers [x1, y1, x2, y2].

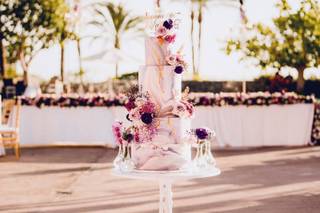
[[20, 92, 315, 108], [112, 121, 136, 145], [21, 94, 126, 108], [311, 102, 320, 145], [125, 91, 160, 143], [166, 52, 188, 74], [155, 19, 176, 44], [190, 127, 216, 169], [188, 92, 315, 107], [190, 127, 215, 142]]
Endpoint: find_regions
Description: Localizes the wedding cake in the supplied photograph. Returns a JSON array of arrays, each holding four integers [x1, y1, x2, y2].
[[113, 15, 194, 171]]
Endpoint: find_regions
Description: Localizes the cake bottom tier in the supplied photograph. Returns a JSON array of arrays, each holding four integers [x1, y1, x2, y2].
[[132, 143, 191, 171], [131, 117, 191, 171]]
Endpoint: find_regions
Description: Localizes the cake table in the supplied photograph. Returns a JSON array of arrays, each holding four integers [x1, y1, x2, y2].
[[112, 167, 221, 213]]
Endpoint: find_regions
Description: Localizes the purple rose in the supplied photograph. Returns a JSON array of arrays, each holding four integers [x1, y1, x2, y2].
[[174, 65, 184, 74], [163, 19, 173, 30], [141, 112, 153, 124], [195, 128, 208, 140]]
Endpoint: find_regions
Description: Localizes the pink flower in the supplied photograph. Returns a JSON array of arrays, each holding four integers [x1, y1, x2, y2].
[[140, 101, 156, 113], [176, 54, 184, 63], [112, 121, 123, 145], [166, 54, 177, 66], [125, 99, 136, 111], [156, 26, 167, 37], [164, 34, 176, 43]]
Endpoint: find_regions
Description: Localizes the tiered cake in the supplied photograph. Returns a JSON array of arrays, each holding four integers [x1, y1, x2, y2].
[[112, 16, 193, 171], [131, 18, 192, 171]]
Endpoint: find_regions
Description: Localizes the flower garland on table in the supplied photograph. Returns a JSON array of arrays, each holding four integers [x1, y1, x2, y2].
[[155, 18, 188, 74], [311, 102, 320, 145], [20, 94, 127, 108], [20, 92, 315, 108], [188, 92, 315, 107]]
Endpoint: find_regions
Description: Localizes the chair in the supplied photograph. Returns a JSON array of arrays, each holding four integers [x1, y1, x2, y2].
[[0, 99, 21, 159]]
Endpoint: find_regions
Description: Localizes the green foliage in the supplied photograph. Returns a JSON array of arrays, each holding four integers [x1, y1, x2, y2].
[[226, 0, 320, 71], [118, 72, 138, 80], [0, 0, 71, 65]]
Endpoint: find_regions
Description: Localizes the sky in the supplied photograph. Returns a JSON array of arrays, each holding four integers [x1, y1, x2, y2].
[[19, 0, 320, 83]]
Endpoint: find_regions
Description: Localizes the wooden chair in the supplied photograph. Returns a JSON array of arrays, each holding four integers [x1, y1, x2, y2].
[[0, 99, 21, 159]]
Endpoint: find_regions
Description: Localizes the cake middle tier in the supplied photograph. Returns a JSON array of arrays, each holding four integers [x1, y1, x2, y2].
[[139, 65, 182, 108]]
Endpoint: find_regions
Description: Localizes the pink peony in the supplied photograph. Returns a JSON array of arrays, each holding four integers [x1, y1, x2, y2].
[[164, 34, 176, 43], [112, 121, 123, 145], [156, 26, 167, 37], [124, 99, 136, 111]]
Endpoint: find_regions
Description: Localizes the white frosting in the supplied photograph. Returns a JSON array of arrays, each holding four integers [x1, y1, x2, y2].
[[132, 117, 191, 171], [145, 37, 169, 65], [139, 65, 181, 109]]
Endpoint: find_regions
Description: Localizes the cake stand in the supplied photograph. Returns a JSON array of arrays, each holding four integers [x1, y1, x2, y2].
[[112, 167, 221, 213]]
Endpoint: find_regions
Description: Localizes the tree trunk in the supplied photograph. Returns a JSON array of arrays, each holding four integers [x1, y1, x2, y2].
[[60, 41, 65, 83], [297, 67, 305, 93], [76, 38, 82, 72], [0, 39, 5, 78], [190, 6, 196, 78], [197, 5, 203, 77], [19, 50, 29, 85], [114, 36, 120, 79], [115, 63, 119, 79]]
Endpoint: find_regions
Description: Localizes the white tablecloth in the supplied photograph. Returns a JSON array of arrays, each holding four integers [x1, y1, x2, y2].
[[0, 98, 5, 156], [20, 104, 314, 147]]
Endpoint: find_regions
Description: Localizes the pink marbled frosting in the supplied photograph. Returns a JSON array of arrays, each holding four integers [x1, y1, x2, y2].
[[132, 36, 192, 171], [139, 65, 181, 109], [145, 37, 170, 66], [132, 117, 191, 171]]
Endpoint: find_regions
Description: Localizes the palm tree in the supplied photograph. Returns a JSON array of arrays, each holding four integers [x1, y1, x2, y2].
[[89, 2, 142, 78], [175, 0, 240, 79], [190, 3, 197, 79]]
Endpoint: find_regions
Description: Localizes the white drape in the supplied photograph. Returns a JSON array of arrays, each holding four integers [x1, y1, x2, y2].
[[19, 104, 314, 147]]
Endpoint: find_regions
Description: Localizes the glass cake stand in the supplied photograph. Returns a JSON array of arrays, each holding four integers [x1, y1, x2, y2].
[[112, 167, 221, 213]]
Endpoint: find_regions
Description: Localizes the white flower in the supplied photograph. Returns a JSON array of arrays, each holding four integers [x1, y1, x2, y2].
[[166, 54, 177, 66]]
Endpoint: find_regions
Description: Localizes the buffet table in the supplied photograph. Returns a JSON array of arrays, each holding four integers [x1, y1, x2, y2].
[[20, 104, 315, 147]]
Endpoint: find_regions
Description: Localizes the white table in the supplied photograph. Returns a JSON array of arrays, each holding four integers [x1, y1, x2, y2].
[[19, 104, 314, 147], [112, 168, 221, 213], [0, 97, 5, 156]]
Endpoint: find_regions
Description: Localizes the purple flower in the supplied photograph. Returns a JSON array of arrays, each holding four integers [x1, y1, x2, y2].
[[174, 65, 184, 74], [195, 128, 208, 140], [163, 19, 173, 29], [141, 112, 153, 124], [123, 133, 134, 143]]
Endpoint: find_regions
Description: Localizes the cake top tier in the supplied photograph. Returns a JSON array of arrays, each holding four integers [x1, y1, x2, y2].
[[144, 13, 187, 73], [145, 12, 181, 37]]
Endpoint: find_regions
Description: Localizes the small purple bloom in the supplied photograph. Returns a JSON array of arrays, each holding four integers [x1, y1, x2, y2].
[[195, 128, 208, 140], [174, 65, 184, 74], [163, 19, 173, 29], [141, 112, 153, 124]]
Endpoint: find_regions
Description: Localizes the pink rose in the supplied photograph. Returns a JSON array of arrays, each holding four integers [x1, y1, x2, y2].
[[156, 26, 167, 37], [164, 34, 176, 43]]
